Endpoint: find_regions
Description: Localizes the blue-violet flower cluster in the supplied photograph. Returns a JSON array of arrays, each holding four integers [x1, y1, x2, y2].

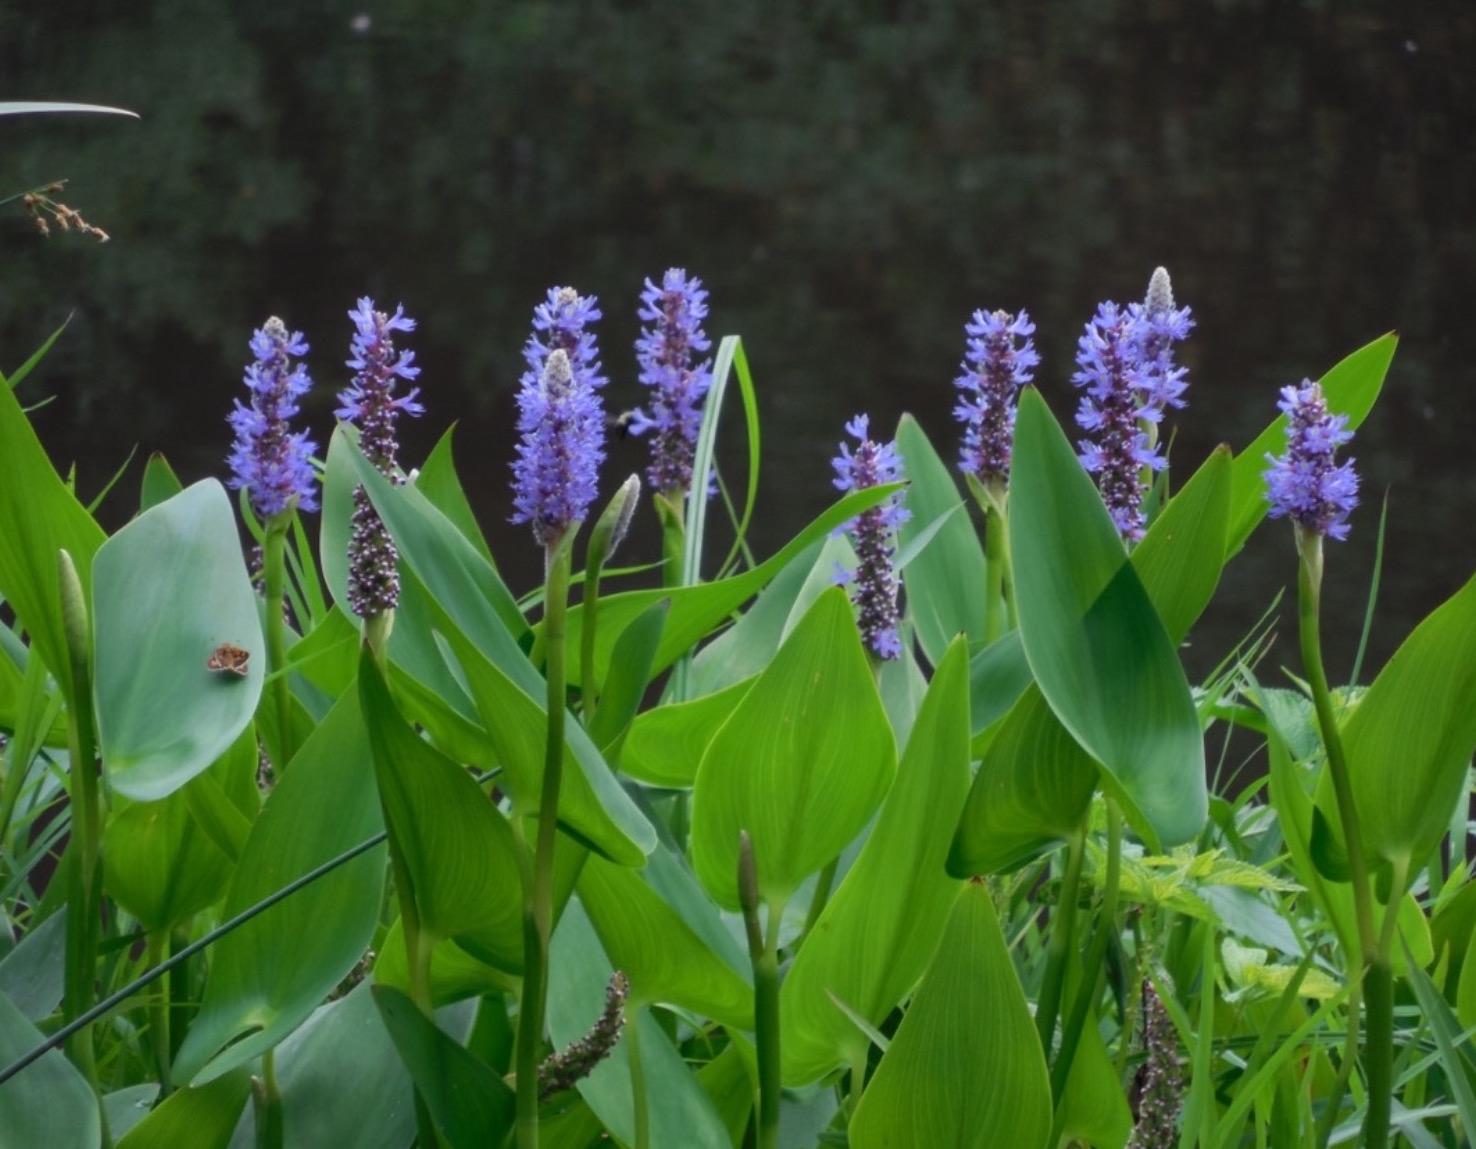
[[1128, 267, 1193, 416], [511, 287, 608, 547], [630, 268, 714, 497], [832, 415, 910, 660], [953, 308, 1039, 487], [1072, 302, 1163, 540], [227, 317, 319, 518], [336, 298, 423, 616], [1263, 380, 1359, 540]]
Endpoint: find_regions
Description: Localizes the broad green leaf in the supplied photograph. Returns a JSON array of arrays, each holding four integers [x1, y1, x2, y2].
[[560, 483, 905, 690], [1227, 334, 1396, 557], [685, 539, 821, 698], [781, 638, 971, 1085], [414, 425, 496, 565], [287, 604, 360, 701], [587, 598, 668, 753], [968, 630, 1033, 746], [226, 979, 473, 1149], [547, 899, 731, 1148], [0, 910, 66, 1021], [949, 685, 1097, 875], [1131, 444, 1233, 645], [0, 368, 106, 691], [372, 987, 516, 1149], [894, 414, 988, 662], [1009, 389, 1205, 850], [140, 452, 184, 511], [0, 988, 101, 1149], [1339, 571, 1476, 867], [173, 689, 386, 1085], [331, 426, 526, 640], [359, 649, 523, 971], [849, 881, 1051, 1149], [578, 845, 753, 1030], [115, 1069, 252, 1149], [103, 725, 257, 933], [93, 481, 263, 800], [429, 596, 653, 867], [374, 925, 516, 1008], [691, 588, 897, 909], [619, 677, 755, 787]]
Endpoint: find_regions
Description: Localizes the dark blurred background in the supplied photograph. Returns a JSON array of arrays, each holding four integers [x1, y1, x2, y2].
[[3, 0, 1473, 707]]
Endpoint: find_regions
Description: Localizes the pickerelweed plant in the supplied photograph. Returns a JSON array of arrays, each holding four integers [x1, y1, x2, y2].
[[6, 259, 1476, 1149]]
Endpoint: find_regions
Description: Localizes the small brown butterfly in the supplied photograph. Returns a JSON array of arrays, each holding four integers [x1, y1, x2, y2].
[[207, 643, 251, 676]]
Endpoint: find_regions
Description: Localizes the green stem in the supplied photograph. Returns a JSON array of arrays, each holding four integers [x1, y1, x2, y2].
[[1035, 826, 1086, 1055], [263, 513, 296, 771], [253, 1050, 284, 1149], [627, 1006, 650, 1149], [1297, 537, 1376, 962], [1049, 799, 1121, 1106], [1362, 854, 1407, 1149], [146, 933, 173, 1096], [656, 489, 687, 589], [579, 564, 601, 723], [1314, 978, 1362, 1149], [1296, 534, 1386, 1144], [516, 540, 573, 1149], [846, 1044, 868, 1120], [983, 506, 1005, 645], [58, 550, 101, 1092], [753, 898, 786, 1149]]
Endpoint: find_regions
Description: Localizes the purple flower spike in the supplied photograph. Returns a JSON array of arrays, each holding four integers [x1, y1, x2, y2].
[[1128, 267, 1193, 415], [227, 317, 319, 518], [1263, 380, 1359, 540], [336, 297, 423, 617], [832, 415, 910, 660], [629, 268, 714, 497], [953, 308, 1039, 487], [337, 297, 424, 474], [511, 287, 607, 548], [1072, 302, 1162, 541]]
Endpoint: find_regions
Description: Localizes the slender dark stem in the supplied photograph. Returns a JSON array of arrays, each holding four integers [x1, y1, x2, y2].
[[1035, 826, 1086, 1055], [0, 820, 410, 1087], [517, 540, 572, 1149]]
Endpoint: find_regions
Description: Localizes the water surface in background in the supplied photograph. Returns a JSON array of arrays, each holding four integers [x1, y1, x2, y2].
[[4, 1, 1474, 709]]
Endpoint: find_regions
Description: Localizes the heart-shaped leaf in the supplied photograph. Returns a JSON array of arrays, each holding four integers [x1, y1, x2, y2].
[[93, 480, 263, 800]]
